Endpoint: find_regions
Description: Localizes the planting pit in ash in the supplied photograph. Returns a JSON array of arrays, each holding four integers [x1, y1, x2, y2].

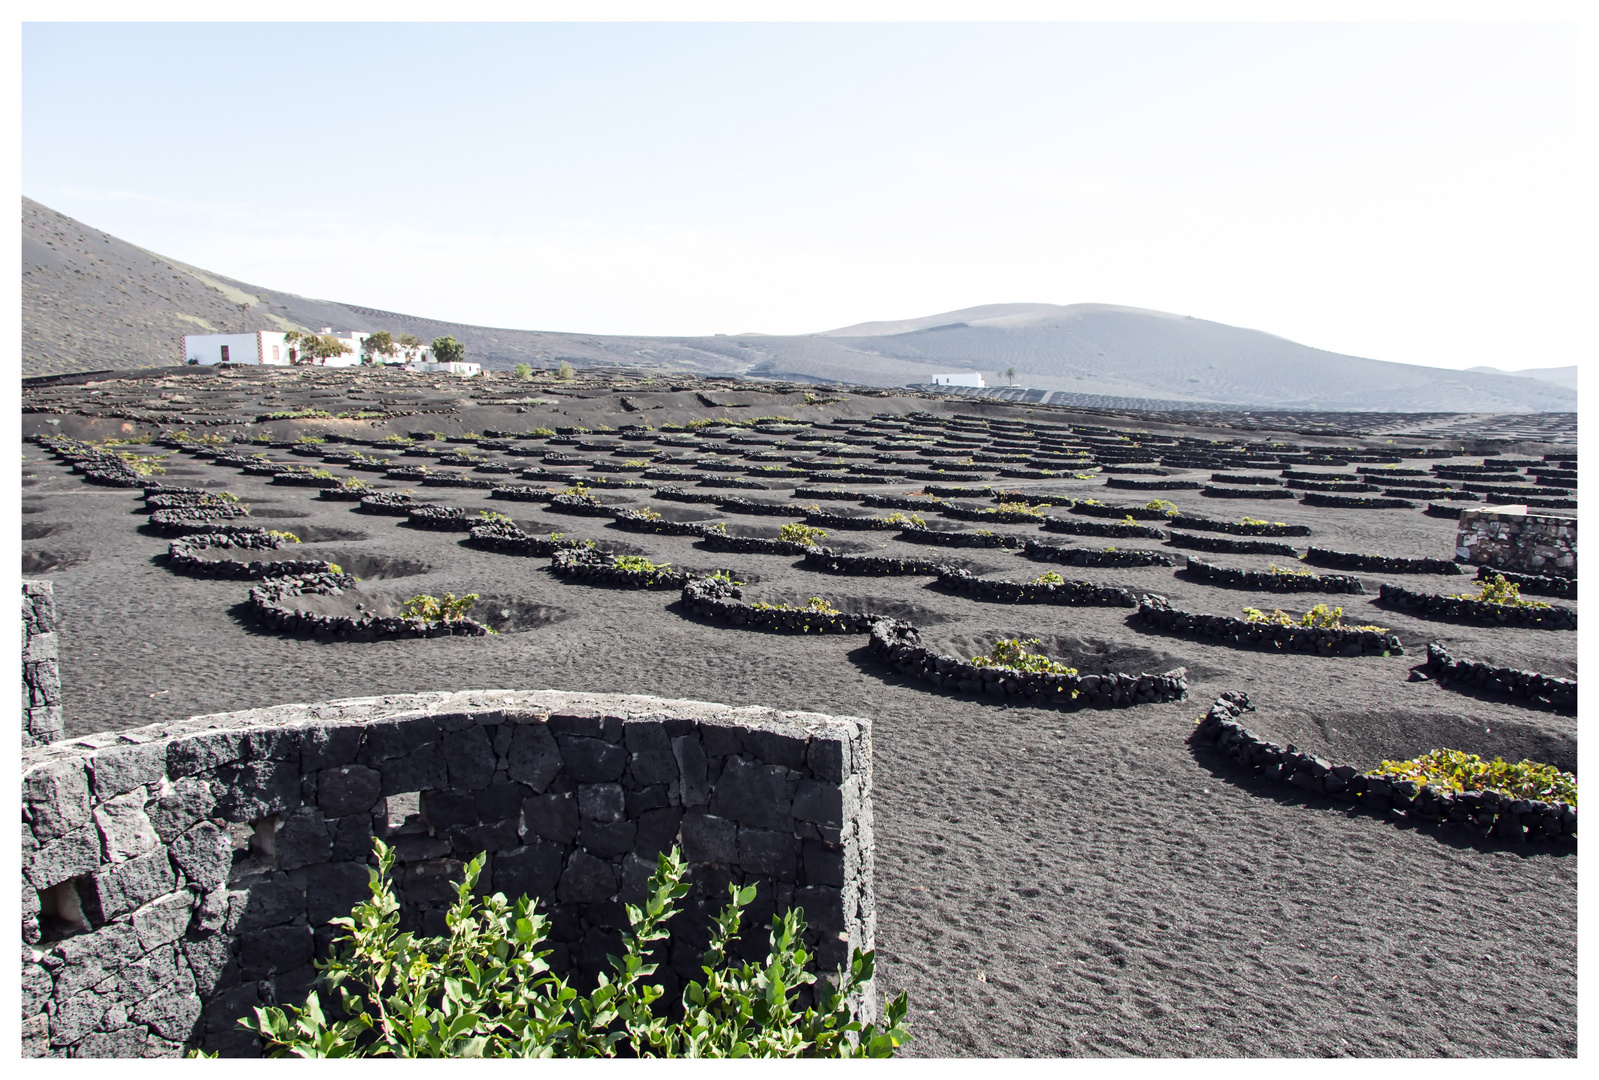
[[278, 586, 570, 633], [252, 523, 371, 543], [270, 588, 575, 636], [21, 522, 68, 540], [649, 504, 723, 523], [502, 524, 650, 556], [307, 550, 433, 580], [22, 548, 90, 574], [806, 593, 956, 626]]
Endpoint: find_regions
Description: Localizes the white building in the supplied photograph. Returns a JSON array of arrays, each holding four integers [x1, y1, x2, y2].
[[183, 331, 290, 366], [183, 328, 416, 367], [405, 360, 481, 377], [930, 372, 986, 387]]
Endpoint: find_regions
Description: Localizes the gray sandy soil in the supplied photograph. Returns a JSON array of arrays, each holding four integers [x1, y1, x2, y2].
[[20, 397, 1576, 1057]]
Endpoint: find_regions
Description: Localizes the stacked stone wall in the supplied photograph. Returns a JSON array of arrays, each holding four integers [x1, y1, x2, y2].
[[1422, 642, 1575, 714], [1302, 547, 1461, 575], [23, 582, 64, 746], [1193, 693, 1575, 838], [1181, 557, 1365, 594], [1376, 584, 1577, 630], [22, 690, 874, 1057], [1454, 509, 1577, 579], [867, 619, 1185, 706], [1473, 566, 1575, 599], [1137, 598, 1403, 656]]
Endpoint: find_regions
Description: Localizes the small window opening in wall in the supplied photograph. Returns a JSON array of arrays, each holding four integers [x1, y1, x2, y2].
[[38, 879, 93, 940], [384, 791, 430, 837], [227, 816, 281, 880], [219, 345, 230, 363], [272, 345, 280, 361]]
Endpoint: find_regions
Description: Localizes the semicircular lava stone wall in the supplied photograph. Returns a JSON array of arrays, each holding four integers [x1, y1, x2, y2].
[[1180, 557, 1365, 594], [1473, 565, 1576, 600], [1165, 532, 1299, 557], [867, 619, 1186, 706], [1302, 547, 1462, 576], [22, 691, 874, 1058], [1193, 693, 1577, 838], [1137, 597, 1404, 656], [1376, 584, 1578, 631]]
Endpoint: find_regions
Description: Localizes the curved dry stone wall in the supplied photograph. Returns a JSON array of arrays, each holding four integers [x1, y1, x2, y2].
[[1019, 539, 1174, 568], [1302, 547, 1461, 576], [1138, 597, 1404, 656], [1422, 643, 1575, 714], [23, 581, 64, 746], [550, 549, 694, 589], [1041, 517, 1166, 539], [895, 526, 1023, 549], [1202, 485, 1296, 500], [1376, 584, 1577, 630], [356, 492, 415, 515], [799, 550, 949, 577], [680, 579, 876, 634], [1298, 493, 1415, 510], [246, 574, 492, 640], [1104, 478, 1200, 491], [21, 690, 874, 1058], [932, 568, 1138, 607], [1474, 566, 1575, 599], [466, 522, 592, 558], [166, 532, 330, 581], [1193, 693, 1576, 840], [1168, 515, 1310, 538], [1165, 532, 1299, 557], [867, 620, 1186, 707], [697, 532, 814, 557], [1181, 557, 1365, 594], [1070, 502, 1173, 521]]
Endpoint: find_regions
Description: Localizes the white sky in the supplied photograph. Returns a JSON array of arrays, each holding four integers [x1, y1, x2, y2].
[[19, 15, 1587, 370]]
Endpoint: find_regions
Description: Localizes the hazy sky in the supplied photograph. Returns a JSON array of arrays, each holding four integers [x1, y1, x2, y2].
[[21, 20, 1582, 370]]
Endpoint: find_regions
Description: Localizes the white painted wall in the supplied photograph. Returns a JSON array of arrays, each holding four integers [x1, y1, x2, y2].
[[408, 361, 482, 376], [930, 372, 986, 387], [184, 333, 263, 365], [260, 331, 290, 365]]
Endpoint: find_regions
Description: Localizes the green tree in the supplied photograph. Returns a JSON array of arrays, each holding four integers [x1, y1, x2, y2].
[[282, 330, 351, 365], [432, 336, 466, 365], [513, 362, 533, 379], [364, 331, 396, 365], [1005, 366, 1017, 384], [556, 360, 575, 381], [312, 335, 354, 364], [397, 332, 424, 362]]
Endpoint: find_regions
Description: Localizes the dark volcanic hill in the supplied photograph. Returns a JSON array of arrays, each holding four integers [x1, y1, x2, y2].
[[21, 198, 1576, 413]]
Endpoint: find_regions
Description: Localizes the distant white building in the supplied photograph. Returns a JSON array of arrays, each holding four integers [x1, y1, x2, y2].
[[405, 360, 481, 377], [183, 331, 291, 366], [930, 373, 986, 387], [183, 328, 437, 368]]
